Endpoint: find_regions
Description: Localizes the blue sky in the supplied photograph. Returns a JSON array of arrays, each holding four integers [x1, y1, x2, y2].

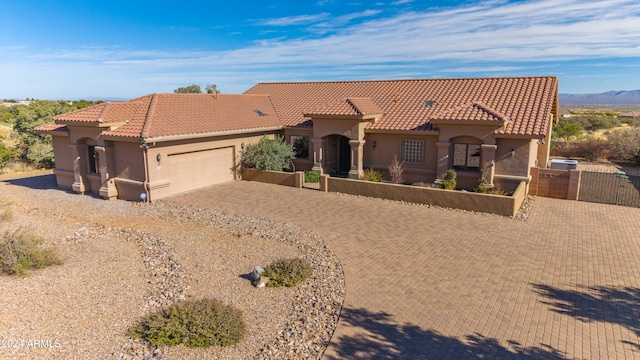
[[1, 0, 639, 100]]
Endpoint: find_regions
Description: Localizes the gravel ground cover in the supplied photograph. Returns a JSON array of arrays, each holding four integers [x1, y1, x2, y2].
[[0, 171, 345, 359]]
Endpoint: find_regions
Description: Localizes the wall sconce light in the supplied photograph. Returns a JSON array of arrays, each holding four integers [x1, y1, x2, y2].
[[241, 142, 245, 150], [332, 139, 336, 146], [156, 153, 161, 163], [372, 140, 377, 148], [510, 148, 515, 157]]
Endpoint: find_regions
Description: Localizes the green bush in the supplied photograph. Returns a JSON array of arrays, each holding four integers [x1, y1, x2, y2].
[[442, 169, 457, 190], [570, 114, 621, 131], [0, 230, 62, 275], [263, 258, 312, 287], [361, 168, 383, 182], [304, 170, 320, 183], [128, 298, 246, 348], [552, 120, 582, 141], [242, 136, 295, 171], [473, 178, 507, 195]]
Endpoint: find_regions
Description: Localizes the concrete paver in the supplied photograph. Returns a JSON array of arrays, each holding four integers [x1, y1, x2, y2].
[[169, 181, 640, 359]]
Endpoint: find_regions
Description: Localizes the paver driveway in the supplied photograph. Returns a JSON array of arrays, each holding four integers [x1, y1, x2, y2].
[[169, 181, 640, 359]]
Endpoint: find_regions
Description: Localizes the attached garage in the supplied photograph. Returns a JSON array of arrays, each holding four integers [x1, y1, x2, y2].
[[166, 146, 235, 195]]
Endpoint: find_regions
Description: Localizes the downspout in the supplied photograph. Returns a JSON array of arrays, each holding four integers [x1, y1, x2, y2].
[[140, 139, 151, 202]]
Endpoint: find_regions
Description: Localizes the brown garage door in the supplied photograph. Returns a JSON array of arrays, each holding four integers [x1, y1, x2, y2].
[[167, 147, 234, 195]]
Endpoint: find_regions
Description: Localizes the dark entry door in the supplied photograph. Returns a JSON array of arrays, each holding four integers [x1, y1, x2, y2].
[[339, 136, 351, 172]]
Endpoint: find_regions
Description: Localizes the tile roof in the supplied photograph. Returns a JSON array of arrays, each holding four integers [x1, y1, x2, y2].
[[33, 122, 68, 134], [431, 101, 509, 125], [245, 76, 558, 136], [48, 94, 282, 140], [304, 97, 384, 118]]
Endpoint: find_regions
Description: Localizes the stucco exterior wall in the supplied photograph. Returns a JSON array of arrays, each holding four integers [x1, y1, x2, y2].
[[146, 131, 279, 201], [363, 132, 438, 184], [51, 135, 74, 189], [493, 138, 535, 191]]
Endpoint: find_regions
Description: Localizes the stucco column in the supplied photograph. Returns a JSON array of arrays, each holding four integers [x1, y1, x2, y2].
[[96, 145, 118, 200], [481, 144, 498, 186], [68, 143, 85, 194], [348, 139, 365, 179], [311, 138, 324, 175], [436, 141, 452, 179]]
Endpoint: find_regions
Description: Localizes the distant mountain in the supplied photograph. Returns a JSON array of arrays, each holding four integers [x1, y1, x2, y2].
[[559, 90, 640, 105]]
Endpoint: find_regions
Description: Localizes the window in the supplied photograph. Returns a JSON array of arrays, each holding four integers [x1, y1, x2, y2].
[[401, 139, 423, 163], [290, 135, 309, 159], [87, 145, 99, 174], [453, 143, 481, 170]]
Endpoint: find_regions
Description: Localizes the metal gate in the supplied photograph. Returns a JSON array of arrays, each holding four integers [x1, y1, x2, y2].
[[579, 170, 640, 208]]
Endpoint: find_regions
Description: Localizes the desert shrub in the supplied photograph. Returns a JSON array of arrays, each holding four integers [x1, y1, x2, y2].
[[25, 142, 54, 168], [576, 137, 609, 161], [361, 168, 383, 182], [570, 114, 621, 131], [0, 230, 62, 275], [263, 258, 312, 287], [304, 170, 320, 183], [387, 154, 405, 184], [241, 136, 295, 171], [441, 169, 457, 190], [0, 142, 18, 173], [552, 120, 582, 141], [128, 298, 246, 348], [607, 126, 640, 164], [473, 178, 507, 195]]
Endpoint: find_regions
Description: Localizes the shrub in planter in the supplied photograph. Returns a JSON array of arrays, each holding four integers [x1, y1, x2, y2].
[[474, 178, 507, 195], [388, 154, 405, 184], [361, 168, 383, 182], [241, 136, 295, 171], [128, 298, 246, 348], [263, 258, 312, 287], [441, 169, 457, 190], [304, 170, 320, 183]]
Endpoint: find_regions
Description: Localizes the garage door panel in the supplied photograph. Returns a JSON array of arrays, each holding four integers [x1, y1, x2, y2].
[[167, 147, 234, 195]]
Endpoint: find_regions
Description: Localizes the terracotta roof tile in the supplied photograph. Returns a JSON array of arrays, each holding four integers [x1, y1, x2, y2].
[[53, 94, 282, 140], [245, 76, 558, 136], [431, 101, 509, 124], [304, 97, 383, 117], [34, 122, 68, 134]]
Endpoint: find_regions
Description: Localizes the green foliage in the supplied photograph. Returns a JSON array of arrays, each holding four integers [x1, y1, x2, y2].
[[0, 142, 18, 173], [569, 114, 621, 131], [129, 298, 246, 348], [608, 127, 640, 164], [241, 136, 295, 171], [552, 120, 583, 141], [361, 168, 383, 182], [173, 84, 203, 94], [25, 142, 54, 168], [263, 258, 312, 287], [474, 178, 507, 195], [0, 230, 62, 276], [304, 170, 320, 183], [388, 154, 405, 184], [292, 136, 309, 159], [205, 83, 218, 94], [442, 169, 457, 190]]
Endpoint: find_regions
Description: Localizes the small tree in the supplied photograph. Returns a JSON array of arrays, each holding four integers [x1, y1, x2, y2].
[[388, 154, 405, 184], [205, 83, 218, 94], [173, 84, 203, 94], [552, 120, 582, 141], [241, 136, 294, 171]]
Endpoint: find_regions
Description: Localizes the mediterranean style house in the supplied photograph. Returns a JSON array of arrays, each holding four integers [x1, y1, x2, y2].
[[36, 76, 558, 201]]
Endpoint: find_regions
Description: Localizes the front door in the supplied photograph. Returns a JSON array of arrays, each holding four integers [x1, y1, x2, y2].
[[339, 136, 351, 173]]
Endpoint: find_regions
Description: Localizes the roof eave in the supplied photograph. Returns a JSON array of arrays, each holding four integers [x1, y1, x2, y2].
[[142, 125, 284, 143]]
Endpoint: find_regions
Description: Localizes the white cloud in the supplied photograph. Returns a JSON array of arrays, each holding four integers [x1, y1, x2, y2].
[[3, 0, 640, 98]]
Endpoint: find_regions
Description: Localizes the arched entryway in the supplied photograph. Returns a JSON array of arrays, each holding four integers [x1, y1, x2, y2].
[[323, 134, 352, 177]]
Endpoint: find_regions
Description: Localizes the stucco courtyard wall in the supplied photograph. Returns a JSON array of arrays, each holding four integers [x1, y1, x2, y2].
[[325, 176, 527, 217]]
